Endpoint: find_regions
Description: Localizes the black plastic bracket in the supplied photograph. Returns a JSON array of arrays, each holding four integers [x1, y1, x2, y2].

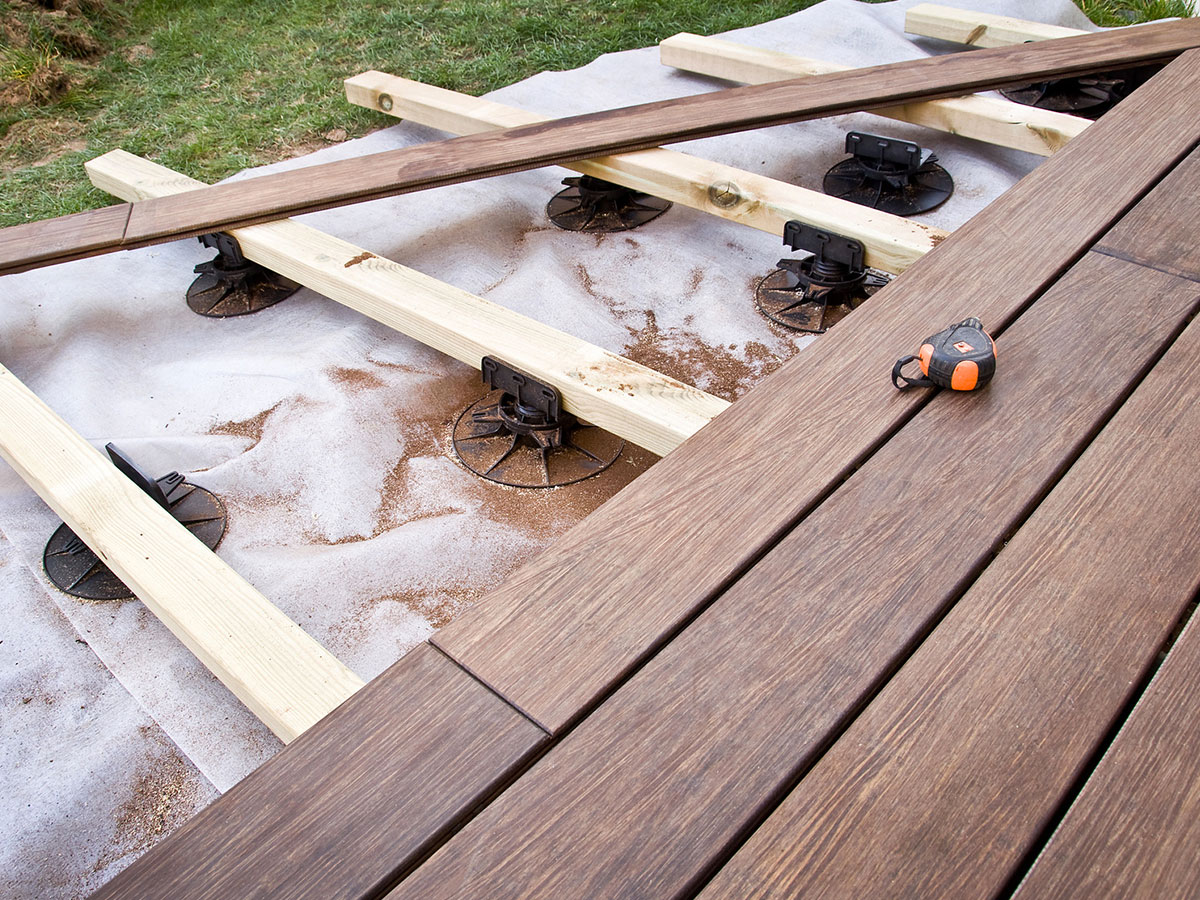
[[105, 443, 187, 510], [846, 131, 924, 175], [782, 221, 866, 275], [481, 356, 561, 423], [196, 231, 248, 267]]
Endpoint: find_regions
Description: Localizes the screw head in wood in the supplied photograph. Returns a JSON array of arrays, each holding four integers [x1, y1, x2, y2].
[[378, 94, 394, 112]]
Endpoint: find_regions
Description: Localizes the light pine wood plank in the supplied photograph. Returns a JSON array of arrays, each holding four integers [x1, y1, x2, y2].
[[659, 32, 1089, 156], [86, 150, 728, 457], [344, 71, 946, 274], [4, 20, 1198, 274], [0, 364, 363, 742], [906, 3, 1087, 47]]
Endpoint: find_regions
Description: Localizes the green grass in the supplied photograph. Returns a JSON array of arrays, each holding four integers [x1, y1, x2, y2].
[[0, 0, 1193, 227]]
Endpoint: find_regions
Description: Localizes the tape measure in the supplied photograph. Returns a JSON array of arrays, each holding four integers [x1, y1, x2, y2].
[[892, 317, 996, 391]]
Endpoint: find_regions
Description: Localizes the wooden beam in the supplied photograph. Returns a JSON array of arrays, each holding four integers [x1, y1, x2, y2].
[[658, 33, 1089, 156], [1013, 607, 1200, 900], [696, 290, 1200, 900], [384, 223, 1200, 900], [344, 72, 945, 274], [0, 364, 364, 742], [905, 3, 1086, 47], [428, 48, 1200, 736], [92, 644, 548, 900], [4, 19, 1197, 275], [86, 150, 728, 457]]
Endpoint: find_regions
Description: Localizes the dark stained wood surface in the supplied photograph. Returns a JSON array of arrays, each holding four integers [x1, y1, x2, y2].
[[433, 50, 1200, 735], [1014, 614, 1200, 898], [1095, 144, 1200, 282], [3, 26, 1200, 275], [381, 253, 1200, 899], [696, 301, 1200, 900], [91, 644, 547, 900]]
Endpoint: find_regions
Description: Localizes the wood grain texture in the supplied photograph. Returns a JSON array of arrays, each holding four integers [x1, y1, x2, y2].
[[905, 3, 1086, 47], [386, 251, 1200, 900], [432, 49, 1200, 735], [699, 287, 1200, 900], [1015, 612, 1200, 898], [91, 643, 547, 900], [3, 21, 1198, 275], [86, 150, 727, 457], [659, 32, 1089, 156], [0, 363, 363, 742], [1095, 144, 1200, 282], [344, 71, 945, 273]]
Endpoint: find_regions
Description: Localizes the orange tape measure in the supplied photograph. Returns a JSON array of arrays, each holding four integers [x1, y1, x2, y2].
[[892, 317, 996, 391]]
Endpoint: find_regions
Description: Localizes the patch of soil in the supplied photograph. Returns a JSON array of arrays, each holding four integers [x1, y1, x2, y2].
[[0, 0, 119, 111], [95, 727, 212, 872], [208, 402, 281, 450], [621, 309, 788, 402]]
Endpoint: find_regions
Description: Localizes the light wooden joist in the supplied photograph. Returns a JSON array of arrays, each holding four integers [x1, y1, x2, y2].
[[905, 3, 1087, 47], [344, 72, 946, 274], [0, 364, 364, 742], [86, 150, 728, 457], [658, 33, 1089, 156]]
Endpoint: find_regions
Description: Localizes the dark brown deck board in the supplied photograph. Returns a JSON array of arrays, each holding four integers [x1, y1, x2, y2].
[[433, 50, 1200, 735], [1095, 144, 1200, 282], [1013, 608, 1200, 900], [381, 252, 1200, 899], [3, 26, 1200, 275], [696, 299, 1200, 900], [90, 644, 547, 900]]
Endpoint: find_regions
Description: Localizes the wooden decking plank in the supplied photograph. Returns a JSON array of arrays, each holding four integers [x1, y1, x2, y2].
[[86, 150, 728, 458], [382, 251, 1200, 899], [1095, 144, 1200, 282], [1014, 615, 1200, 898], [906, 3, 1087, 47], [91, 643, 547, 900], [344, 71, 946, 274], [432, 50, 1200, 735], [0, 363, 363, 742], [658, 32, 1089, 156], [697, 290, 1200, 900], [3, 22, 1199, 275]]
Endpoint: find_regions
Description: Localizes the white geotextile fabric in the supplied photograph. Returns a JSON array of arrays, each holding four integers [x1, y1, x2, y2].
[[1, 0, 1099, 895]]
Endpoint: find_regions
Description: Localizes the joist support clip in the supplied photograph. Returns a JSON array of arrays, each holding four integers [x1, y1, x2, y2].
[[547, 175, 671, 233], [43, 444, 227, 601], [187, 231, 300, 318], [823, 131, 953, 216], [452, 356, 623, 489], [755, 221, 888, 334]]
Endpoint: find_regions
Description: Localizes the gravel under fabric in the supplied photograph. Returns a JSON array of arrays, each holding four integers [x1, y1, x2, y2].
[[0, 0, 1099, 896]]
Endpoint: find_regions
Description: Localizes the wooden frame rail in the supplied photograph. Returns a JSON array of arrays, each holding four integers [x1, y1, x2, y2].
[[86, 151, 728, 458], [0, 364, 364, 742], [906, 2, 1089, 47], [4, 19, 1198, 275], [658, 32, 1089, 156], [343, 72, 945, 274]]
